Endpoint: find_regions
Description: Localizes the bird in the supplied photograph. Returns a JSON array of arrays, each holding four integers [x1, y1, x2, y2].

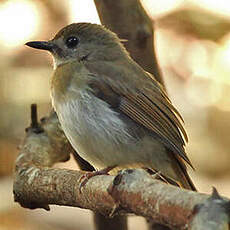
[[26, 22, 196, 191]]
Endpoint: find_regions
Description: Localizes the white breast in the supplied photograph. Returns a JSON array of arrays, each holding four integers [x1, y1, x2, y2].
[[52, 88, 135, 169]]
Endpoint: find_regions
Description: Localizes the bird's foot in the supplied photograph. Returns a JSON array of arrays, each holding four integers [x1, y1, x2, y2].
[[144, 168, 180, 187], [79, 165, 116, 192]]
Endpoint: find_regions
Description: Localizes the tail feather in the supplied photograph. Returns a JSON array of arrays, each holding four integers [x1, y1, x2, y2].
[[173, 154, 196, 191], [177, 167, 196, 191]]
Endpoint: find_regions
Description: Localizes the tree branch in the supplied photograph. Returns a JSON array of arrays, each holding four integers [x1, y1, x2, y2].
[[13, 106, 230, 229], [189, 188, 230, 230]]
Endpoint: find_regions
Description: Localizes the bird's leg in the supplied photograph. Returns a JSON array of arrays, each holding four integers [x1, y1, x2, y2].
[[79, 165, 116, 192], [144, 167, 180, 187], [144, 168, 169, 183]]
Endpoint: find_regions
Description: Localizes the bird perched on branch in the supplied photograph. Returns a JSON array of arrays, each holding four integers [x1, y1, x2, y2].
[[26, 23, 196, 191]]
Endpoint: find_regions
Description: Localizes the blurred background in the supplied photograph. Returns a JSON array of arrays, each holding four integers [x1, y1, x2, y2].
[[1, 0, 230, 229]]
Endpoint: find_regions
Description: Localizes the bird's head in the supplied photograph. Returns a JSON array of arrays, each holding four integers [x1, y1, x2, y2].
[[26, 23, 127, 68]]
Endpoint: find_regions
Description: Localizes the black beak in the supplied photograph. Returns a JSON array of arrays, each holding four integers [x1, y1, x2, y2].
[[25, 41, 55, 52]]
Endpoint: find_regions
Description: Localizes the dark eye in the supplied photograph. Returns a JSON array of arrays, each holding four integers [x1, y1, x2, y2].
[[65, 36, 79, 48]]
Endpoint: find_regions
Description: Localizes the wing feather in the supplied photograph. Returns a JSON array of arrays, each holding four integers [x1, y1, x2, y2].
[[86, 61, 193, 168]]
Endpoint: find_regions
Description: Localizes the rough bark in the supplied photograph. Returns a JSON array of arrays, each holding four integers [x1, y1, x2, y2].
[[13, 107, 230, 229], [189, 188, 230, 230]]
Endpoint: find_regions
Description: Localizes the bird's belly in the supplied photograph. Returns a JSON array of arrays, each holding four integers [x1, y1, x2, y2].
[[53, 90, 169, 173], [54, 90, 138, 169]]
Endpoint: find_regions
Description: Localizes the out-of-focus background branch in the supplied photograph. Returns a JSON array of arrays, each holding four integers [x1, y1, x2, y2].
[[1, 0, 230, 229]]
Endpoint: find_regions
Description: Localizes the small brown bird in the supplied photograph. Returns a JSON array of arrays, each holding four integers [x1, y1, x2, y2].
[[26, 23, 196, 191]]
